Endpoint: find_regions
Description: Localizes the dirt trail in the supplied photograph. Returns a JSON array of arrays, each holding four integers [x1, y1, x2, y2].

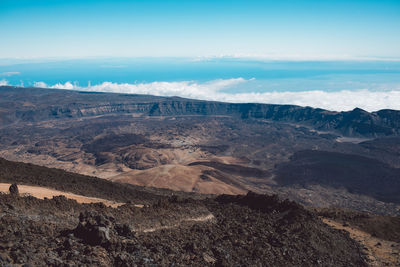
[[0, 183, 130, 208], [322, 218, 400, 266], [141, 213, 215, 233]]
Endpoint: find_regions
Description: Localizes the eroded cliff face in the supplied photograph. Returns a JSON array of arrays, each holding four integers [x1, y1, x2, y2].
[[1, 86, 399, 137]]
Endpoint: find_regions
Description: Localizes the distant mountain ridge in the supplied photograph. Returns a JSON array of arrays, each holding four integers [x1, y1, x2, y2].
[[1, 85, 399, 137]]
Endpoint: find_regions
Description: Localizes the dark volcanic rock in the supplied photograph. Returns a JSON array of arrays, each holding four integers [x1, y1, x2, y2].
[[0, 191, 369, 266], [275, 150, 400, 204], [74, 211, 114, 246], [216, 191, 302, 214], [9, 183, 19, 195]]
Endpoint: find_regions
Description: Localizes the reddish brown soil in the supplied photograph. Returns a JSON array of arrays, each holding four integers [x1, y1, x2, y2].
[[0, 183, 124, 207]]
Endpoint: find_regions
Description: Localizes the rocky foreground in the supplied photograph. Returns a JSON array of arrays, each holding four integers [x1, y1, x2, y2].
[[0, 190, 368, 266], [1, 158, 399, 266]]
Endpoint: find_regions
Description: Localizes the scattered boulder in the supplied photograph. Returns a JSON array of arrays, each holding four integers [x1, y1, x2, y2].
[[9, 183, 19, 195], [74, 211, 114, 246], [115, 223, 133, 237], [202, 253, 216, 264]]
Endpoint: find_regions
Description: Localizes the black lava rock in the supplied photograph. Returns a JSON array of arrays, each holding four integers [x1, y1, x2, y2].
[[9, 183, 19, 195]]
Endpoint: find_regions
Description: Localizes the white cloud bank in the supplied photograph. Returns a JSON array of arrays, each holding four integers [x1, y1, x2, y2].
[[0, 79, 9, 86], [24, 78, 400, 112]]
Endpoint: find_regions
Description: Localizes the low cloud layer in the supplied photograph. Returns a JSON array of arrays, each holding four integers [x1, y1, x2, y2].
[[0, 72, 20, 77], [193, 54, 400, 62], [18, 78, 400, 112], [0, 79, 9, 86]]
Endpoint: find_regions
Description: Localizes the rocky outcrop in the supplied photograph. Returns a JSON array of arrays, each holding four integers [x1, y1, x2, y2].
[[74, 211, 114, 246]]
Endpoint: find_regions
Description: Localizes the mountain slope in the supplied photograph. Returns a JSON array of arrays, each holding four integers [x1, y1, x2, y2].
[[275, 150, 400, 204]]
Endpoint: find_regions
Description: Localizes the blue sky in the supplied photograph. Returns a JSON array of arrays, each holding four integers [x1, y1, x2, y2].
[[1, 0, 399, 59]]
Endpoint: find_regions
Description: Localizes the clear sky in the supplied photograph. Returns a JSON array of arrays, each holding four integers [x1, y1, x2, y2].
[[0, 0, 399, 59]]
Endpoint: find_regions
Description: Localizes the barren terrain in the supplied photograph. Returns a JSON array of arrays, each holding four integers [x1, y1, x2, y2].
[[0, 150, 398, 266], [0, 185, 370, 266], [1, 86, 400, 216]]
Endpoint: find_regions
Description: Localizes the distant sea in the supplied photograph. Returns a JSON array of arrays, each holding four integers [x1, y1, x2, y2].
[[1, 58, 400, 111]]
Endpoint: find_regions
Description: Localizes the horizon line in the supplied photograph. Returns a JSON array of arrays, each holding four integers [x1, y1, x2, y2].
[[1, 55, 400, 63]]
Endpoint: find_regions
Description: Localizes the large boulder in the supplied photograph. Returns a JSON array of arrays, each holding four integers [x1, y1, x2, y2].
[[9, 183, 19, 195], [74, 211, 114, 246]]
